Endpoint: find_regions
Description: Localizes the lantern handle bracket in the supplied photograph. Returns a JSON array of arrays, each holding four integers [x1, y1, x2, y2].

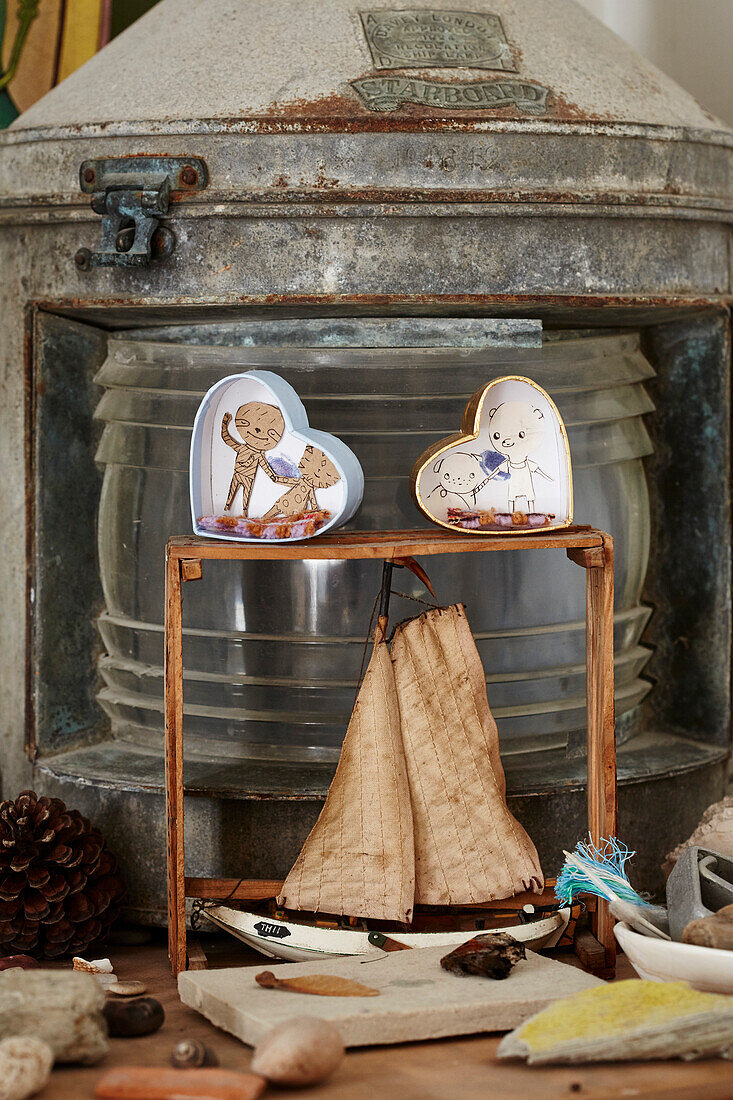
[[74, 155, 208, 271]]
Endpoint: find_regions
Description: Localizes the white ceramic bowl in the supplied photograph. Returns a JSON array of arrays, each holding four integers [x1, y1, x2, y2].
[[615, 921, 733, 994]]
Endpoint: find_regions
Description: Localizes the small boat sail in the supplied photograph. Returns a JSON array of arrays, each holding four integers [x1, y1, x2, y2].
[[203, 587, 562, 959]]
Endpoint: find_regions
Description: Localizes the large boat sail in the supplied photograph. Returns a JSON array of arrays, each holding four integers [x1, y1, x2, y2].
[[278, 603, 543, 921], [277, 634, 416, 923]]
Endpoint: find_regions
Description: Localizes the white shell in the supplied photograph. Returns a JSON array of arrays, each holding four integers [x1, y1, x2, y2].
[[72, 958, 113, 973], [251, 1016, 344, 1086], [72, 959, 117, 990], [0, 1037, 53, 1100]]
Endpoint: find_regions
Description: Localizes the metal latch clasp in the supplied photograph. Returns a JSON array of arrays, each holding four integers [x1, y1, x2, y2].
[[74, 156, 208, 271]]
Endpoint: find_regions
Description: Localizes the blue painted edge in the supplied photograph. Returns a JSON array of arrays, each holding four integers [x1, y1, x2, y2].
[[189, 369, 364, 541]]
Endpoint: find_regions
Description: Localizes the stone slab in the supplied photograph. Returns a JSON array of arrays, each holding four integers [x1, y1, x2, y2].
[[178, 946, 603, 1048]]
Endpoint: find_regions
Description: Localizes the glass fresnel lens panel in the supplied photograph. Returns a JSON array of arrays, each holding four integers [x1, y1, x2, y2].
[[94, 327, 653, 763]]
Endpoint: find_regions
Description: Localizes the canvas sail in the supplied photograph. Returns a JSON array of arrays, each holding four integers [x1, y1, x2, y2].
[[277, 635, 415, 923], [390, 604, 544, 906]]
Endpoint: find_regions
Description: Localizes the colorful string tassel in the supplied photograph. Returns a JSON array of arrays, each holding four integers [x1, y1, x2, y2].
[[555, 837, 651, 908]]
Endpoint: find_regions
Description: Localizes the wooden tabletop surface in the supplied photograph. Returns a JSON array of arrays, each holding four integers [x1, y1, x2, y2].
[[39, 936, 733, 1099], [167, 526, 606, 560]]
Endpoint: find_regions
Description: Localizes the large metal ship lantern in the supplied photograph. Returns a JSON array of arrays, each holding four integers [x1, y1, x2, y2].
[[0, 0, 731, 920]]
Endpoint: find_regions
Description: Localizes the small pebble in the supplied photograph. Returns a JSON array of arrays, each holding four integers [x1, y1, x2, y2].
[[103, 996, 165, 1038], [108, 981, 147, 997], [0, 1036, 53, 1100], [170, 1038, 218, 1068], [251, 1016, 344, 1087]]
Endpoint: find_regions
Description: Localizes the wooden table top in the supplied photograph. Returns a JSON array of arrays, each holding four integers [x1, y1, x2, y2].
[[167, 526, 607, 561], [41, 937, 733, 1099]]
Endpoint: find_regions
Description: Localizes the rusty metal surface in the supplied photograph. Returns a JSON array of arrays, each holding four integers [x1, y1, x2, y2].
[[2, 213, 730, 308], [2, 130, 732, 218], [6, 0, 732, 133], [41, 297, 732, 332]]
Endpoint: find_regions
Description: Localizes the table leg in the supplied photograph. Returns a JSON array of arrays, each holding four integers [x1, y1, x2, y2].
[[165, 552, 187, 975], [585, 535, 618, 966]]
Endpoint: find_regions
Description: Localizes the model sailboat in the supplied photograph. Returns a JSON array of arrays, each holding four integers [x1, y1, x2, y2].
[[204, 577, 569, 960]]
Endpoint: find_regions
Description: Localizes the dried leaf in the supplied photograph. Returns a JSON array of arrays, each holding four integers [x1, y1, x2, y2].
[[255, 971, 380, 997]]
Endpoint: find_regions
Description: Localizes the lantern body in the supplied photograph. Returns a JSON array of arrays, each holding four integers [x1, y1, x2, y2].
[[0, 0, 730, 915]]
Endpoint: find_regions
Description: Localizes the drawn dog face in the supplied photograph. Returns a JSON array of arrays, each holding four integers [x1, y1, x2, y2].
[[432, 451, 484, 495], [299, 445, 341, 489], [235, 402, 285, 451], [488, 401, 544, 462]]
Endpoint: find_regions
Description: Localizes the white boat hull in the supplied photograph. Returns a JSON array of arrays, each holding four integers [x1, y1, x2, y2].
[[202, 905, 571, 962]]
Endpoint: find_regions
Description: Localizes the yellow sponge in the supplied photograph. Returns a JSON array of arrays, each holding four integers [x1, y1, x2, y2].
[[499, 980, 733, 1064]]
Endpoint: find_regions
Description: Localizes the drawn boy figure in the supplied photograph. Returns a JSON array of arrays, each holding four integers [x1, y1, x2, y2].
[[262, 445, 341, 519], [485, 401, 552, 511], [221, 401, 286, 513]]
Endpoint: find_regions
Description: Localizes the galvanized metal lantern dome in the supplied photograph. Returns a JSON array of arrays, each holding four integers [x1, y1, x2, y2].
[[1, 0, 731, 919]]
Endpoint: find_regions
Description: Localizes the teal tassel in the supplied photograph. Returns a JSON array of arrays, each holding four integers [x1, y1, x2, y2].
[[555, 837, 650, 908]]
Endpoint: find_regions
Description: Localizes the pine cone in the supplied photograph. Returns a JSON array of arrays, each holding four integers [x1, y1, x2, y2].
[[0, 791, 125, 959]]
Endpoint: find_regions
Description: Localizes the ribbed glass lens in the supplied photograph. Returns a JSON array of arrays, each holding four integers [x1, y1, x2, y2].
[[94, 328, 653, 762]]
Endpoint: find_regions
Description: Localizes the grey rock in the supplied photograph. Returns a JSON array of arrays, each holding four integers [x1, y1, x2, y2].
[[0, 971, 108, 1065]]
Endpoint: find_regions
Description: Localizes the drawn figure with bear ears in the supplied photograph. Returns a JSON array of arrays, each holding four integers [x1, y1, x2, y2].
[[221, 401, 290, 513], [484, 401, 553, 512], [426, 451, 490, 509]]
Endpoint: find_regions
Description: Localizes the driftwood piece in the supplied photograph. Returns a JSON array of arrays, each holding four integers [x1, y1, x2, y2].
[[94, 1067, 266, 1100], [255, 971, 379, 997], [683, 903, 733, 951], [440, 932, 526, 979], [0, 970, 108, 1064]]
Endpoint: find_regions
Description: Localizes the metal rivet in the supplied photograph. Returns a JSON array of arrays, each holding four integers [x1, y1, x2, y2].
[[180, 165, 198, 186], [74, 248, 92, 271], [115, 228, 135, 253], [82, 167, 95, 184]]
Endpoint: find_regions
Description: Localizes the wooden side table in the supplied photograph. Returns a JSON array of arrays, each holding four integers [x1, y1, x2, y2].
[[165, 527, 616, 976]]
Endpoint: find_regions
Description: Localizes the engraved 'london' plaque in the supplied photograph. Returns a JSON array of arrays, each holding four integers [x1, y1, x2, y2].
[[360, 9, 516, 71]]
